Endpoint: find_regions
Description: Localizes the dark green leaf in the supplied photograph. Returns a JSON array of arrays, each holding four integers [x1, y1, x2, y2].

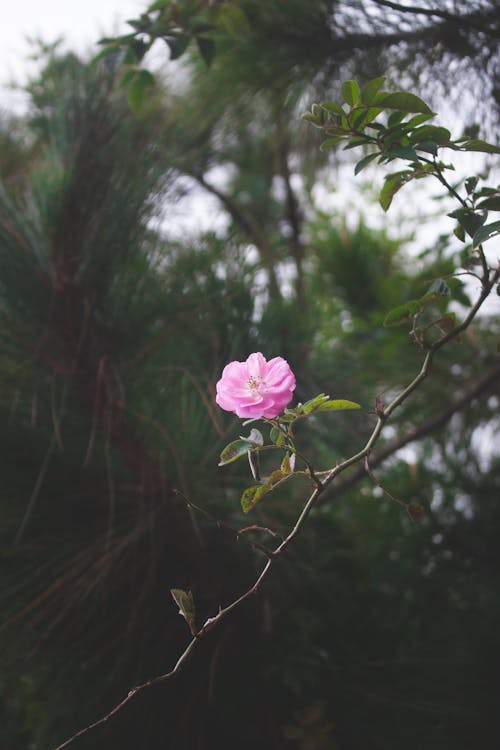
[[320, 137, 343, 151], [477, 196, 500, 211], [196, 36, 216, 66], [459, 139, 500, 155], [354, 152, 379, 175], [472, 221, 500, 247], [218, 439, 252, 466], [465, 176, 478, 195], [387, 111, 405, 128], [164, 34, 190, 60], [378, 92, 434, 115]]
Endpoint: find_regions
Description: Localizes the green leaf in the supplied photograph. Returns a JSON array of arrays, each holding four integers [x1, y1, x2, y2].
[[170, 589, 197, 635], [448, 208, 486, 238], [361, 76, 385, 104], [465, 176, 478, 195], [270, 426, 286, 446], [379, 171, 413, 211], [280, 453, 295, 475], [164, 33, 190, 60], [459, 139, 500, 155], [320, 137, 343, 151], [302, 393, 330, 414], [387, 111, 405, 128], [341, 80, 360, 106], [241, 484, 270, 513], [320, 101, 345, 116], [127, 69, 155, 114], [477, 196, 500, 211], [378, 92, 434, 115], [472, 220, 500, 247], [410, 125, 451, 146], [384, 299, 422, 326], [217, 5, 249, 37], [354, 152, 379, 175], [196, 35, 216, 66], [387, 145, 419, 161], [218, 439, 252, 466], [316, 399, 361, 412]]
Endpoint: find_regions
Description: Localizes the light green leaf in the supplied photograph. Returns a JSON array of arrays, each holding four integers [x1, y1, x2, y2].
[[315, 399, 361, 412], [170, 589, 197, 635], [127, 69, 155, 114], [241, 484, 270, 513], [361, 76, 386, 104], [320, 101, 345, 116], [341, 80, 360, 106], [302, 393, 329, 414]]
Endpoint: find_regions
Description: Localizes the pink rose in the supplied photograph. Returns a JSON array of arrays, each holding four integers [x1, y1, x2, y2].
[[216, 352, 296, 419]]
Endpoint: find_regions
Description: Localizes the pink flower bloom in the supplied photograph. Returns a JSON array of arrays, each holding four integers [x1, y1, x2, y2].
[[216, 352, 296, 419]]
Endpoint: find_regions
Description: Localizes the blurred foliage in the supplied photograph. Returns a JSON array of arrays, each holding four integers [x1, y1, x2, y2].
[[0, 7, 499, 749]]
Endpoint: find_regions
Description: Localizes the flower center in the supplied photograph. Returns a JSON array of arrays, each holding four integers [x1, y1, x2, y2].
[[247, 375, 265, 393]]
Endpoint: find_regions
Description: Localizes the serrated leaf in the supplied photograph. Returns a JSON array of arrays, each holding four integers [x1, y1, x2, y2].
[[315, 399, 361, 412], [378, 92, 434, 114], [170, 589, 196, 635], [354, 152, 379, 175], [218, 439, 251, 466], [241, 484, 270, 513], [472, 220, 500, 247], [341, 80, 360, 106], [361, 76, 385, 104]]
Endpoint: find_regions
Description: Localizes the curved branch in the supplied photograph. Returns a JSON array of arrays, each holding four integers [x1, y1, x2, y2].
[[53, 261, 499, 750]]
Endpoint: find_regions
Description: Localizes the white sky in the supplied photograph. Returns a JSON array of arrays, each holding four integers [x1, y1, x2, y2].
[[1, 0, 146, 110]]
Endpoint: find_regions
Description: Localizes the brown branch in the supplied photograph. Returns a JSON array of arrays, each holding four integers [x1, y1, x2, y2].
[[368, 0, 500, 36], [319, 358, 500, 505], [53, 261, 498, 750], [193, 173, 282, 300]]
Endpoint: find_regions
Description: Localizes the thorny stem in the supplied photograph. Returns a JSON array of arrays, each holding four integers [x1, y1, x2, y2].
[[53, 263, 498, 750]]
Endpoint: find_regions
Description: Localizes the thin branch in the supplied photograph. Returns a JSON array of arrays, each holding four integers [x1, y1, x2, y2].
[[319, 358, 500, 504], [53, 263, 498, 750], [368, 0, 499, 36]]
